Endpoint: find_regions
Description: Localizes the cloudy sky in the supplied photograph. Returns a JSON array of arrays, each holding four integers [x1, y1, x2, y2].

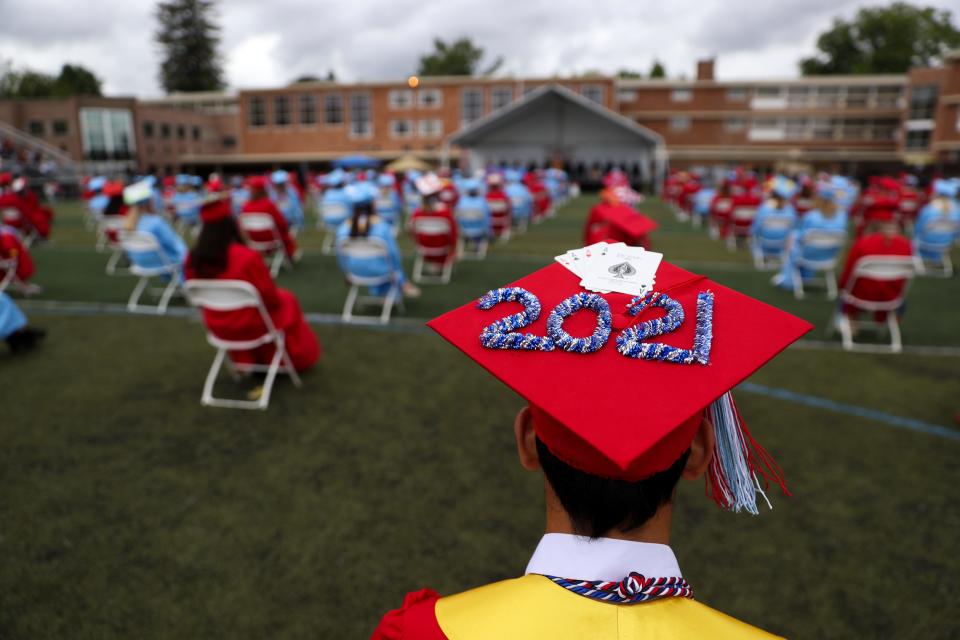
[[0, 0, 956, 96]]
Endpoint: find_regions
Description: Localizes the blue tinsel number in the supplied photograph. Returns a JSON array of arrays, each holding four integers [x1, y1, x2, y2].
[[615, 291, 714, 365], [477, 287, 555, 351]]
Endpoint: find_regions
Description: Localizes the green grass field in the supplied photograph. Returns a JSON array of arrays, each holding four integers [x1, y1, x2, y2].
[[2, 197, 959, 639]]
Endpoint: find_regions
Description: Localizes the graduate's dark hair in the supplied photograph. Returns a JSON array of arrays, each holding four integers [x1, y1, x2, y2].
[[536, 437, 689, 539], [104, 195, 125, 216], [190, 216, 244, 278], [349, 201, 375, 237]]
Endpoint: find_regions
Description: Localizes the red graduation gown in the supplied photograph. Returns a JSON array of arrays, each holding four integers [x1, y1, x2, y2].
[[0, 192, 51, 239], [485, 190, 512, 237], [411, 206, 458, 265], [838, 232, 913, 317], [0, 226, 35, 281], [241, 196, 297, 257], [184, 243, 320, 370], [584, 203, 657, 248]]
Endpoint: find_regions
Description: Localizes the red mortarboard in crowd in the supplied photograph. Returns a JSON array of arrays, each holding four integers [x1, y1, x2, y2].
[[428, 261, 811, 512], [246, 175, 268, 190], [103, 182, 124, 197], [200, 194, 232, 223], [0, 172, 12, 186]]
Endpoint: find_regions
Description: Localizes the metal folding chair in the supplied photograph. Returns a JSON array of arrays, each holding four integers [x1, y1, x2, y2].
[[182, 279, 302, 410], [488, 199, 512, 242], [121, 231, 182, 314], [1, 208, 38, 248], [239, 212, 291, 277], [319, 201, 350, 254], [831, 256, 915, 353], [411, 216, 455, 284], [791, 229, 847, 300], [337, 237, 403, 325], [750, 216, 794, 270], [913, 218, 958, 277], [455, 208, 490, 260], [726, 206, 757, 251]]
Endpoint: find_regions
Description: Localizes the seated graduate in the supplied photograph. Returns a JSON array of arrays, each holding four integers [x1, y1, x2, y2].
[[524, 170, 552, 221], [454, 178, 492, 241], [374, 173, 404, 228], [170, 175, 202, 227], [372, 259, 812, 639], [336, 185, 421, 299], [241, 175, 299, 260], [0, 292, 45, 355], [504, 169, 534, 227], [913, 178, 960, 261], [708, 178, 735, 239], [773, 182, 848, 289], [86, 176, 109, 217], [0, 222, 38, 294], [484, 172, 513, 238], [838, 208, 912, 318], [230, 175, 250, 214], [185, 195, 320, 372], [269, 170, 305, 230], [320, 169, 352, 227], [751, 176, 798, 259], [0, 175, 52, 240], [410, 174, 459, 270], [123, 180, 188, 275]]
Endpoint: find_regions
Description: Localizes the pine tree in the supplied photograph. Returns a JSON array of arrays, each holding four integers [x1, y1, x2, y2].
[[155, 0, 225, 93]]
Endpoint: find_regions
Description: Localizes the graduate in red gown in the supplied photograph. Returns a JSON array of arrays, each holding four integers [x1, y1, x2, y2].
[[709, 179, 735, 239], [525, 171, 552, 222], [241, 176, 298, 259], [0, 175, 52, 239], [484, 173, 512, 239], [584, 189, 657, 248], [411, 174, 458, 268], [0, 223, 36, 290], [838, 209, 913, 319], [855, 177, 901, 237], [371, 259, 812, 640], [184, 196, 320, 372]]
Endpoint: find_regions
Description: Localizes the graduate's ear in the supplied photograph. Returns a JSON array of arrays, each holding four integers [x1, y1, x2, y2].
[[514, 406, 540, 472], [682, 414, 715, 481]]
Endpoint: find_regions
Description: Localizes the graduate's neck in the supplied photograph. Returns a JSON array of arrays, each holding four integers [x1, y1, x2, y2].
[[543, 483, 673, 545]]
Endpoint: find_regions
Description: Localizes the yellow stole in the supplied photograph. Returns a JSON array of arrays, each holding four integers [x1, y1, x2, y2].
[[435, 575, 782, 639]]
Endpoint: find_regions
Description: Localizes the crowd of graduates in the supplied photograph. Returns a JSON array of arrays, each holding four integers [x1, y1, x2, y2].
[[663, 168, 960, 333]]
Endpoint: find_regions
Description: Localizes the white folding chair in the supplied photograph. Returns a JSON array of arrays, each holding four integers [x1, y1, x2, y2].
[[182, 279, 302, 410], [831, 256, 915, 353], [709, 198, 732, 240], [510, 197, 529, 233], [750, 216, 794, 270], [0, 253, 16, 293], [173, 202, 201, 236], [99, 217, 130, 274], [455, 208, 490, 260], [337, 237, 403, 325], [726, 206, 757, 251], [319, 201, 350, 254], [411, 216, 455, 284], [913, 218, 958, 277], [791, 229, 847, 300], [121, 231, 182, 314], [488, 199, 512, 242], [239, 213, 291, 277], [405, 192, 422, 215], [1, 208, 38, 248]]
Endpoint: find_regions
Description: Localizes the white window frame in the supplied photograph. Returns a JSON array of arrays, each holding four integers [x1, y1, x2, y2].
[[349, 92, 373, 139], [726, 87, 748, 102], [390, 119, 414, 139], [671, 89, 692, 103], [418, 118, 443, 138], [581, 84, 605, 104], [389, 89, 413, 109], [324, 94, 344, 127], [418, 88, 443, 109], [491, 86, 514, 110], [461, 87, 484, 126], [669, 116, 691, 131], [724, 118, 747, 132]]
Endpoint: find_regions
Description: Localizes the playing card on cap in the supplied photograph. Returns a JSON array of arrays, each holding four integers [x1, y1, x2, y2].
[[580, 247, 662, 297]]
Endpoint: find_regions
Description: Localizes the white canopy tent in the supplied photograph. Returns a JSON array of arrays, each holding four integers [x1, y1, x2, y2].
[[445, 84, 667, 191]]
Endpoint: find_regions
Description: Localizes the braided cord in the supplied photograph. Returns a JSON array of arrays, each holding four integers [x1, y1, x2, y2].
[[541, 572, 693, 605]]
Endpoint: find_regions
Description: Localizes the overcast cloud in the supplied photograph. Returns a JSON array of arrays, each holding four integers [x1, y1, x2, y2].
[[0, 0, 955, 96]]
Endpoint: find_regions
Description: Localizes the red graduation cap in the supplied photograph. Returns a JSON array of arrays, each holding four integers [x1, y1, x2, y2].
[[200, 194, 232, 223], [607, 206, 658, 242], [428, 261, 812, 513]]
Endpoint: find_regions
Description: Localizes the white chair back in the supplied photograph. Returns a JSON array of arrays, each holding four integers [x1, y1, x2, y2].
[[488, 200, 508, 213], [376, 197, 395, 211], [456, 208, 487, 222], [412, 216, 452, 236], [239, 212, 277, 234], [731, 206, 757, 223], [922, 218, 958, 237], [899, 200, 918, 213], [2, 208, 21, 224], [714, 198, 732, 213], [850, 256, 914, 283], [322, 201, 350, 224], [758, 216, 794, 232], [803, 229, 847, 250], [183, 279, 277, 342], [337, 237, 394, 287], [795, 198, 813, 210], [122, 230, 176, 272]]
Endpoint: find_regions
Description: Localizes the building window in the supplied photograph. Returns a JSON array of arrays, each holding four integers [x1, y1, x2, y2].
[[461, 88, 483, 125], [418, 88, 442, 108], [177, 125, 186, 139], [785, 117, 809, 139], [724, 118, 747, 132], [248, 97, 267, 127], [390, 119, 413, 138], [875, 86, 902, 109], [300, 94, 316, 125], [787, 87, 810, 108], [143, 121, 155, 138], [161, 123, 171, 139], [419, 119, 443, 138], [669, 116, 691, 131], [617, 89, 638, 102], [192, 126, 201, 141], [726, 87, 748, 101], [815, 86, 841, 108], [845, 87, 869, 108], [670, 89, 692, 102], [582, 85, 605, 104], [274, 96, 291, 126], [27, 120, 45, 136], [349, 93, 372, 137], [222, 135, 237, 148], [389, 89, 413, 109], [755, 86, 782, 98], [908, 85, 938, 120], [52, 119, 69, 136], [491, 86, 513, 110], [324, 94, 344, 125], [79, 107, 136, 160], [905, 129, 931, 150], [811, 118, 837, 140]]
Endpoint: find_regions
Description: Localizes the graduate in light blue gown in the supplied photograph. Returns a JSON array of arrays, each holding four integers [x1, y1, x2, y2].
[[692, 186, 716, 225], [270, 170, 304, 230], [320, 170, 352, 230], [455, 179, 492, 240], [170, 175, 202, 226], [335, 185, 419, 298], [914, 179, 960, 260], [504, 169, 533, 227], [87, 176, 109, 217], [751, 176, 798, 260], [374, 173, 403, 228], [1, 292, 45, 354], [774, 183, 848, 289], [230, 175, 250, 214], [123, 181, 188, 281]]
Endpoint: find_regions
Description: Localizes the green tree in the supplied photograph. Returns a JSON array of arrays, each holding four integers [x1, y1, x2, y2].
[[155, 0, 225, 93], [0, 61, 102, 98], [417, 37, 502, 76], [617, 69, 643, 79], [649, 60, 666, 78], [53, 64, 102, 96], [800, 3, 960, 75], [292, 74, 321, 84]]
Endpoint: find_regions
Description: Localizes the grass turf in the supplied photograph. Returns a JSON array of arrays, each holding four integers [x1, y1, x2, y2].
[[1, 197, 959, 639]]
